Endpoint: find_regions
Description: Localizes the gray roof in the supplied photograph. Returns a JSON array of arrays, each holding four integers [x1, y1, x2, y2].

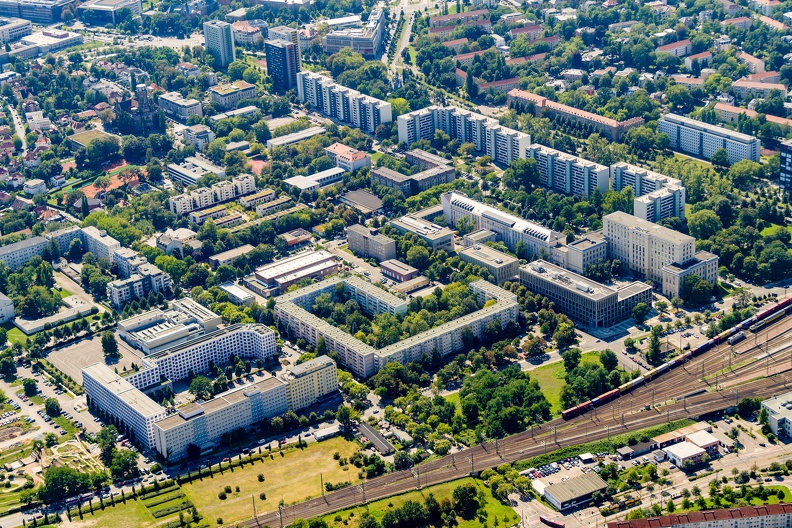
[[544, 471, 606, 504], [0, 236, 46, 257]]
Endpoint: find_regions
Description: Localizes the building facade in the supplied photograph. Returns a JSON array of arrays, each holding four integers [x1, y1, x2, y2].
[[265, 39, 300, 94], [459, 245, 518, 284], [658, 113, 761, 164], [322, 9, 385, 57], [203, 20, 235, 67], [526, 144, 609, 199], [346, 224, 397, 262], [158, 92, 203, 122]]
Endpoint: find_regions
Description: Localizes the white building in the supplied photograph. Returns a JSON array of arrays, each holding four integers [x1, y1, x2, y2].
[[634, 186, 686, 222], [0, 292, 14, 323], [81, 226, 121, 263], [325, 142, 371, 171], [322, 9, 385, 58], [664, 441, 706, 466], [208, 81, 256, 109], [296, 72, 392, 134], [158, 92, 203, 122], [0, 17, 30, 42], [398, 106, 530, 165], [279, 355, 337, 411], [182, 124, 215, 150], [442, 191, 566, 263], [83, 363, 167, 450], [526, 144, 609, 199], [203, 20, 235, 67], [658, 113, 761, 164], [23, 178, 46, 195], [168, 174, 256, 215], [106, 264, 173, 308], [762, 392, 792, 437], [118, 298, 221, 354], [283, 167, 345, 192], [77, 0, 141, 24], [167, 156, 226, 186]]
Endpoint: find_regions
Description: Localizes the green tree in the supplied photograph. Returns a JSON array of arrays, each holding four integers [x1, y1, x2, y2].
[[22, 378, 37, 396], [189, 376, 213, 401], [561, 348, 581, 371], [632, 302, 650, 324], [711, 148, 730, 170], [97, 424, 119, 465], [336, 404, 352, 427], [687, 210, 722, 240], [406, 246, 431, 270], [101, 331, 119, 358], [44, 397, 61, 417], [109, 448, 139, 478]]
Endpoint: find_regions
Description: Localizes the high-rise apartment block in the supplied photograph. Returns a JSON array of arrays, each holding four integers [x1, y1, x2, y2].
[[526, 144, 609, 199], [397, 106, 530, 166], [611, 162, 686, 221], [780, 139, 792, 190], [265, 39, 300, 94], [658, 113, 761, 164], [203, 20, 235, 67], [296, 72, 392, 134]]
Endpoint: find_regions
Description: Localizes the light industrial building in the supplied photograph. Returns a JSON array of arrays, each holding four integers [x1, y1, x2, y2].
[[519, 260, 652, 327], [458, 244, 518, 284], [658, 113, 761, 164], [296, 72, 392, 134], [442, 191, 566, 263], [371, 149, 455, 197], [322, 9, 385, 57], [275, 278, 518, 378], [397, 106, 530, 166], [664, 441, 706, 467], [526, 144, 609, 199], [536, 472, 607, 511], [603, 212, 718, 297], [346, 224, 396, 262], [266, 126, 326, 149], [379, 259, 418, 282]]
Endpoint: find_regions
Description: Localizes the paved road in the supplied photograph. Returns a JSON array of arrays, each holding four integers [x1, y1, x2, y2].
[[8, 106, 26, 154]]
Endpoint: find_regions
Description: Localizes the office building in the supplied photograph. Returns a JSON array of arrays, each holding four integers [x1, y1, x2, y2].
[[78, 0, 140, 24], [346, 224, 396, 262], [0, 0, 77, 24], [389, 213, 454, 252], [118, 298, 221, 354], [268, 25, 300, 58], [158, 92, 203, 122], [83, 364, 167, 450], [538, 472, 607, 511], [370, 149, 455, 197], [208, 80, 256, 109], [325, 143, 371, 171], [279, 355, 337, 411], [442, 191, 566, 262], [10, 28, 81, 59], [182, 124, 215, 150], [608, 504, 792, 528], [526, 144, 609, 199], [322, 8, 385, 57], [167, 156, 226, 186], [780, 139, 792, 190], [265, 39, 300, 94], [203, 20, 235, 67], [507, 89, 644, 141], [519, 260, 652, 327], [604, 211, 718, 297], [397, 106, 530, 165], [296, 72, 392, 134], [658, 113, 761, 164], [275, 277, 518, 378], [209, 244, 254, 268], [761, 392, 792, 437], [81, 226, 121, 263], [282, 167, 344, 192], [249, 250, 338, 294], [379, 259, 418, 281], [218, 282, 254, 305], [459, 245, 518, 285], [0, 17, 29, 41]]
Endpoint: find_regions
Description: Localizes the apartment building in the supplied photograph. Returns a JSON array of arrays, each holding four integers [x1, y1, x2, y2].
[[157, 92, 203, 122], [738, 51, 765, 73], [0, 236, 47, 270], [189, 205, 227, 225], [275, 278, 517, 378], [603, 211, 718, 296], [519, 260, 652, 327], [442, 191, 567, 263], [429, 8, 489, 26], [83, 364, 167, 450], [265, 39, 300, 94], [322, 9, 385, 57], [610, 162, 682, 196], [608, 504, 792, 528], [296, 72, 392, 134], [203, 20, 235, 67], [208, 81, 256, 109], [634, 186, 686, 222], [82, 226, 121, 263], [0, 17, 29, 41], [526, 144, 609, 199], [168, 173, 255, 215], [325, 143, 371, 171], [347, 224, 397, 262], [658, 113, 761, 164], [280, 355, 337, 411], [655, 39, 692, 57], [268, 25, 300, 59], [684, 51, 712, 70], [459, 244, 518, 284], [508, 89, 644, 141], [106, 265, 173, 308], [239, 189, 276, 208], [732, 79, 788, 100], [397, 106, 530, 165], [780, 139, 792, 190]]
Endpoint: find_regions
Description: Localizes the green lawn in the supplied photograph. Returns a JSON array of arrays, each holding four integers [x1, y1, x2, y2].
[[760, 224, 792, 238], [445, 392, 461, 415], [320, 477, 518, 528], [57, 288, 74, 299], [0, 477, 34, 515], [531, 352, 601, 414], [71, 494, 160, 528], [53, 415, 78, 441], [181, 436, 361, 526], [371, 152, 384, 165], [1, 322, 27, 345]]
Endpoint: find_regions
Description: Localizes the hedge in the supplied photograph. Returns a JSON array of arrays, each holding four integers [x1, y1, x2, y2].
[[138, 484, 178, 501], [143, 491, 185, 508], [151, 500, 193, 518]]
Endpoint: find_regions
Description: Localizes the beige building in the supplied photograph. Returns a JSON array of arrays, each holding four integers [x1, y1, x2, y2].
[[458, 244, 518, 284], [346, 224, 396, 262], [280, 355, 337, 411]]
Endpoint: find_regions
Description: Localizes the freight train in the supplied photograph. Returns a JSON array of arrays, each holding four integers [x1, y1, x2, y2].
[[561, 296, 792, 420]]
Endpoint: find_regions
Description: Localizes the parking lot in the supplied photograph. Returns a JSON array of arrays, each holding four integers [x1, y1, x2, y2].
[[48, 333, 144, 384]]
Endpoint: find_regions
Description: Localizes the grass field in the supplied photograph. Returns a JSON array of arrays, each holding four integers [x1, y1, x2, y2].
[[760, 224, 792, 238], [531, 352, 602, 414], [181, 437, 361, 525], [2, 322, 27, 345], [445, 392, 461, 415], [0, 478, 33, 515], [72, 495, 160, 528], [320, 477, 518, 528]]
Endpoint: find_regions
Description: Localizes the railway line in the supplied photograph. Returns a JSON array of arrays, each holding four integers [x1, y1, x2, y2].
[[233, 303, 792, 527]]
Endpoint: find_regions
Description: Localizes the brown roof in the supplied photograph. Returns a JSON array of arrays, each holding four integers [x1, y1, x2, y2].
[[657, 39, 691, 52], [608, 504, 792, 528]]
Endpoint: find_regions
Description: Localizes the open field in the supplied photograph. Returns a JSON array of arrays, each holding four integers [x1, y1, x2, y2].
[[319, 477, 518, 528], [72, 495, 160, 528], [760, 224, 792, 238], [181, 437, 361, 525], [0, 477, 33, 515], [2, 323, 28, 345], [531, 352, 601, 414]]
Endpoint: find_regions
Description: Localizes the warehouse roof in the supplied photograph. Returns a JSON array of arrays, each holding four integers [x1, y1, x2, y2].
[[544, 471, 606, 505]]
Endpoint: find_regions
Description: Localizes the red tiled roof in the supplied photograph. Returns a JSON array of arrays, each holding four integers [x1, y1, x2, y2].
[[608, 504, 792, 528], [657, 39, 691, 51]]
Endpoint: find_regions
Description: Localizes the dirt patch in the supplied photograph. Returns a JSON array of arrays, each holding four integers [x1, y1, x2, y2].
[[0, 427, 24, 442]]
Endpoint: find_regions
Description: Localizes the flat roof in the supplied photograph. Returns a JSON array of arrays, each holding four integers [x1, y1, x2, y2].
[[686, 430, 719, 447], [544, 472, 606, 504], [286, 355, 334, 377], [380, 259, 417, 275], [255, 250, 335, 281], [664, 442, 705, 458], [210, 244, 254, 262], [83, 364, 165, 417], [604, 211, 694, 245], [267, 126, 326, 147], [459, 244, 517, 267], [390, 214, 454, 241], [0, 236, 46, 256], [340, 190, 383, 213], [219, 282, 254, 300], [522, 260, 615, 301]]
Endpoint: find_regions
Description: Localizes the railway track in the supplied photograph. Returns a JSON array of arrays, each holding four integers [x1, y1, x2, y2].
[[231, 316, 792, 528]]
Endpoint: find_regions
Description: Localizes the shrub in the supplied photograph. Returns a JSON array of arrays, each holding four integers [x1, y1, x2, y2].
[[259, 493, 266, 500], [224, 486, 232, 494], [217, 518, 223, 525], [218, 492, 227, 500], [235, 486, 240, 492], [258, 474, 264, 482]]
